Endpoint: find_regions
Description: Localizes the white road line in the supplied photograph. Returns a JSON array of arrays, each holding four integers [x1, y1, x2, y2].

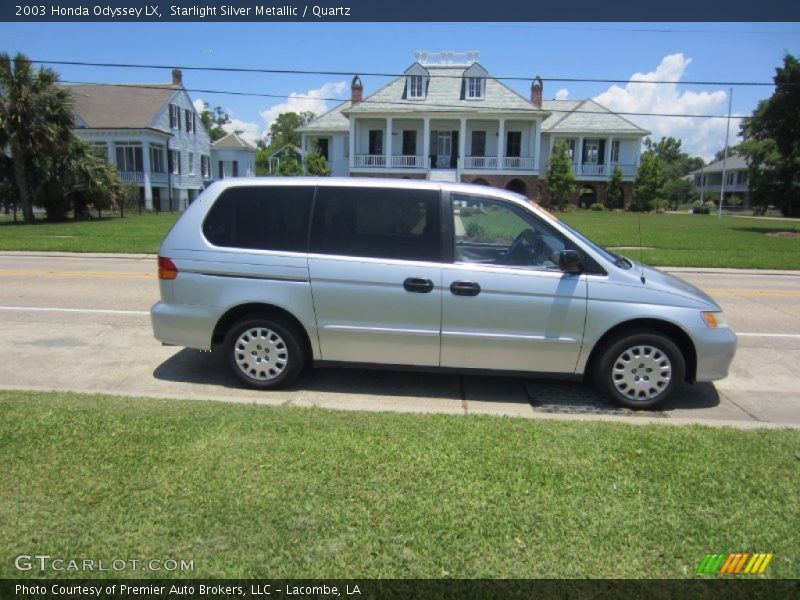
[[0, 306, 149, 316], [737, 332, 800, 339]]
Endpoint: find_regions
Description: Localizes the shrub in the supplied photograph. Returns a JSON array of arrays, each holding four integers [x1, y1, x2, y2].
[[465, 221, 488, 241], [590, 202, 606, 211], [692, 201, 711, 214], [654, 199, 669, 213], [460, 207, 474, 217]]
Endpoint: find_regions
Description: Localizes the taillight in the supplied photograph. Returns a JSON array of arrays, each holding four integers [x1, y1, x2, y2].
[[158, 256, 178, 280]]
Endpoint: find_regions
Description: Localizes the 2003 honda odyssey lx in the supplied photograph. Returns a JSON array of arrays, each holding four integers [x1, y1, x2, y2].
[[151, 178, 737, 409]]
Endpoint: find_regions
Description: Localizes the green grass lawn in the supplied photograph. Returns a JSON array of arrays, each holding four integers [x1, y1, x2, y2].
[[1, 209, 799, 269], [0, 212, 179, 254], [1, 390, 797, 579]]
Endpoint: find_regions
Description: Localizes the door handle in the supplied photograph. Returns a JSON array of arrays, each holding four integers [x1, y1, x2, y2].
[[450, 281, 481, 297], [403, 277, 434, 294]]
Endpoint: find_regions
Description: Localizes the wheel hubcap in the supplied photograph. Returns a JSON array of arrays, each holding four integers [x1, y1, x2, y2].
[[612, 344, 672, 402], [234, 327, 288, 381]]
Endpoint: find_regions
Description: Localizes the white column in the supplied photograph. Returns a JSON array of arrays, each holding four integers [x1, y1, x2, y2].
[[458, 118, 466, 171], [142, 142, 153, 211], [385, 117, 392, 168], [349, 120, 356, 171], [423, 117, 431, 170], [301, 134, 307, 153], [532, 120, 540, 172], [577, 136, 584, 175], [497, 118, 506, 169], [606, 137, 613, 176]]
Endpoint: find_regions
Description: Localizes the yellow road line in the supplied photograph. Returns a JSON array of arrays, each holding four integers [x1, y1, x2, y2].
[[0, 269, 153, 279], [705, 288, 800, 298]]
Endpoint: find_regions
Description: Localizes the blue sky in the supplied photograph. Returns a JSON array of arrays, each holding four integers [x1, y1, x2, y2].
[[1, 22, 798, 159]]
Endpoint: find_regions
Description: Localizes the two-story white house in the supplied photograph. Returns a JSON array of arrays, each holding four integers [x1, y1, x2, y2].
[[66, 69, 211, 212], [689, 154, 751, 207], [299, 51, 649, 206]]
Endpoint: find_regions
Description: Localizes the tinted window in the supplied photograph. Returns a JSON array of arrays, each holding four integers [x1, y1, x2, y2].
[[310, 187, 441, 262], [203, 186, 313, 252]]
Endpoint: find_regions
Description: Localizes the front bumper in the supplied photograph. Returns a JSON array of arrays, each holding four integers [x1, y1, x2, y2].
[[693, 326, 738, 382]]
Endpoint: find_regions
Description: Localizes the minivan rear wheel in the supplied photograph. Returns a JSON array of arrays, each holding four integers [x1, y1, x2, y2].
[[224, 317, 305, 389], [594, 331, 685, 409]]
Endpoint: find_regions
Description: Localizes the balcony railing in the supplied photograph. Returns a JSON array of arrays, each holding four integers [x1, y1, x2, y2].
[[569, 163, 637, 177], [613, 163, 637, 177], [463, 156, 499, 169], [119, 171, 144, 183], [353, 154, 386, 168], [502, 156, 535, 170], [390, 155, 427, 168]]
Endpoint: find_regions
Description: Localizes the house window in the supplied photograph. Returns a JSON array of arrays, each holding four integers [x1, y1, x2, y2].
[[344, 135, 349, 158], [560, 139, 576, 162], [611, 140, 620, 163], [506, 132, 522, 158], [169, 104, 181, 130], [471, 131, 486, 157], [726, 172, 735, 185], [467, 77, 483, 99], [368, 130, 383, 155], [185, 109, 192, 132], [170, 150, 181, 175], [232, 161, 239, 177], [91, 142, 108, 158], [114, 143, 143, 172], [218, 161, 225, 178], [192, 112, 197, 134], [408, 75, 425, 99], [149, 144, 166, 173], [402, 130, 417, 156], [737, 171, 748, 185], [201, 155, 211, 178], [317, 138, 329, 161], [583, 139, 599, 164], [188, 152, 195, 175]]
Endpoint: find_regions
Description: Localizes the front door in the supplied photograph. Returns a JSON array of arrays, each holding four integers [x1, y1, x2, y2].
[[308, 186, 443, 366], [436, 131, 452, 169], [441, 193, 588, 373]]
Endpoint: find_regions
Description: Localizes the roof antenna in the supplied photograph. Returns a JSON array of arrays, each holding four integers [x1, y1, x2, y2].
[[638, 214, 646, 284]]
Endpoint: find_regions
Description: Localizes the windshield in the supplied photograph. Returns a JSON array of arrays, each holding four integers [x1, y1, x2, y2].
[[554, 218, 633, 269]]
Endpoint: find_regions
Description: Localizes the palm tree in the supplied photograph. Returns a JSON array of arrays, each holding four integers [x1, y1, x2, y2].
[[0, 53, 74, 223]]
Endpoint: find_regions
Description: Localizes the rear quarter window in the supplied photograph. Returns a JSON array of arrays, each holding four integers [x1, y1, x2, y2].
[[202, 185, 314, 252]]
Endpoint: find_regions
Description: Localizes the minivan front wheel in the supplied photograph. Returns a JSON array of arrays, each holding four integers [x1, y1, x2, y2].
[[224, 317, 305, 389], [594, 331, 685, 409]]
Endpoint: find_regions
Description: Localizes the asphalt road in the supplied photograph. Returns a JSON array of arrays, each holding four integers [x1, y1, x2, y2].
[[1, 251, 798, 428]]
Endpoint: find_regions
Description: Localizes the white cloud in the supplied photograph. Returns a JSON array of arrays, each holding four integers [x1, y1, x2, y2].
[[193, 98, 206, 114], [554, 88, 569, 101], [593, 54, 741, 161], [259, 81, 348, 142]]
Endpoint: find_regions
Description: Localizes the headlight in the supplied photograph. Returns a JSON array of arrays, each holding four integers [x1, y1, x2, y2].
[[701, 311, 729, 329]]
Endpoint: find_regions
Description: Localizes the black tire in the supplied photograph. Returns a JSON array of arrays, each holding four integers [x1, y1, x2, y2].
[[223, 317, 306, 389], [593, 331, 686, 409]]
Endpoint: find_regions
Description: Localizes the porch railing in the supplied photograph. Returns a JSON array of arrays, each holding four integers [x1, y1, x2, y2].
[[502, 156, 535, 170], [463, 156, 499, 169], [612, 163, 637, 177], [353, 154, 386, 168], [390, 155, 427, 168], [119, 171, 144, 183]]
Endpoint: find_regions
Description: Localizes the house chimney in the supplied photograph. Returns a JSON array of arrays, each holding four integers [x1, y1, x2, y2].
[[351, 75, 363, 105], [172, 68, 183, 87], [531, 76, 543, 108]]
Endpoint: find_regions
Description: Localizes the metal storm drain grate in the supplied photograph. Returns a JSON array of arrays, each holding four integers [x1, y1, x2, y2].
[[524, 381, 667, 417]]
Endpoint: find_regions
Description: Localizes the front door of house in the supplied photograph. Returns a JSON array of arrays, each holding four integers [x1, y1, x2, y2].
[[436, 132, 452, 169]]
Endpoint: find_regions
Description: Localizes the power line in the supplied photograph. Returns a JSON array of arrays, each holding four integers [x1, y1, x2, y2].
[[36, 59, 784, 87], [61, 80, 748, 120]]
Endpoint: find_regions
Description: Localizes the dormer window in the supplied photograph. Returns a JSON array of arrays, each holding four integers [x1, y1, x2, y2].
[[467, 77, 484, 99], [408, 75, 425, 99]]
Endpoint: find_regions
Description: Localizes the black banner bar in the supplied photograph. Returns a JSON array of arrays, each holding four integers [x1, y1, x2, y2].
[[2, 579, 799, 600], [2, 1, 799, 22]]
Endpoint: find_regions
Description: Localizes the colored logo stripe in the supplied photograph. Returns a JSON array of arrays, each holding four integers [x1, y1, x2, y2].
[[697, 553, 773, 574]]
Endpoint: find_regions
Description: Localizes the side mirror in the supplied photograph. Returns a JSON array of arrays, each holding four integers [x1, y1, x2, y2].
[[553, 249, 584, 274]]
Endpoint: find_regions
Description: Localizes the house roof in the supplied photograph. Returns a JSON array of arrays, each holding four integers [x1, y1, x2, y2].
[[342, 65, 549, 116], [297, 101, 351, 133], [65, 83, 178, 130], [690, 153, 748, 174], [212, 132, 257, 151], [541, 99, 650, 135], [267, 144, 305, 159]]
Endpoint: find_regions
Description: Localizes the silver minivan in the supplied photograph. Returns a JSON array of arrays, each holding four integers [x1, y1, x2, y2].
[[151, 178, 737, 409]]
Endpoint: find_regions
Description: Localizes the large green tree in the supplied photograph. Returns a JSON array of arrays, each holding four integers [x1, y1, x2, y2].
[[739, 53, 800, 216], [304, 149, 331, 176], [0, 52, 74, 222], [631, 152, 664, 212], [266, 111, 315, 152], [546, 141, 576, 210], [199, 103, 231, 142]]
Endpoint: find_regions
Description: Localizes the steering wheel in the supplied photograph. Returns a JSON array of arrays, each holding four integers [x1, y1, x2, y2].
[[501, 228, 537, 265]]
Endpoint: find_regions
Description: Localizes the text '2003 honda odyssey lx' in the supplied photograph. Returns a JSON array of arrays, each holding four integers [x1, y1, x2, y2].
[[151, 178, 737, 409]]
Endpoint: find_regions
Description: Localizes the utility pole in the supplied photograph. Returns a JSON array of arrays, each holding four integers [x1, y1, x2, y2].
[[719, 87, 733, 219]]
